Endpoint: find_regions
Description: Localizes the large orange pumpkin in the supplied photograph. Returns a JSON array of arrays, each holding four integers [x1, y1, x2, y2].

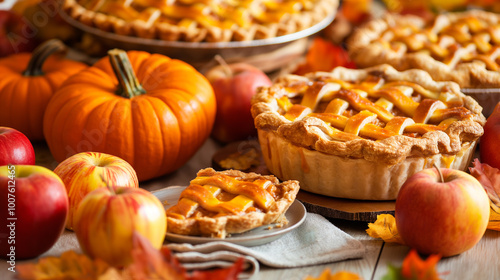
[[43, 49, 217, 181], [0, 39, 87, 141]]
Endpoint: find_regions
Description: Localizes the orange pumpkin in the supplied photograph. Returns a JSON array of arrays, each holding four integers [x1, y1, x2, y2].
[[43, 49, 217, 181], [0, 39, 87, 141]]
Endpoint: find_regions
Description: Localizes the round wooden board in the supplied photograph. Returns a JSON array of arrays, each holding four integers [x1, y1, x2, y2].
[[212, 140, 395, 223], [296, 191, 394, 223]]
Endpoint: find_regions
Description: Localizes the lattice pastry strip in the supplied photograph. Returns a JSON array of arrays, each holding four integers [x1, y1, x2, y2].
[[167, 172, 278, 221], [274, 74, 476, 142]]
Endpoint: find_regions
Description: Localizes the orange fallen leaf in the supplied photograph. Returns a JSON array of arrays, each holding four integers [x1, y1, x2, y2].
[[17, 232, 244, 280], [401, 249, 443, 280], [16, 250, 116, 280], [304, 268, 361, 280], [366, 214, 405, 244], [293, 37, 356, 75], [122, 232, 186, 280], [469, 159, 500, 231]]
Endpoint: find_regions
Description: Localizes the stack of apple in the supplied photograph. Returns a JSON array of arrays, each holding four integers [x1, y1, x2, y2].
[[0, 127, 166, 266]]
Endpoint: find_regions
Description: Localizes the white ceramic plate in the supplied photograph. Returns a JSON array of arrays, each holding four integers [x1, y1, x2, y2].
[[152, 186, 306, 247]]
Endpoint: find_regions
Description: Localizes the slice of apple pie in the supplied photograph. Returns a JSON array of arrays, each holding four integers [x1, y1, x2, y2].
[[166, 168, 299, 238]]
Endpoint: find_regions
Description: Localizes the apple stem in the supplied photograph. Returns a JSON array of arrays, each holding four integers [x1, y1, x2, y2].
[[99, 173, 116, 195], [433, 163, 444, 183], [214, 55, 233, 78]]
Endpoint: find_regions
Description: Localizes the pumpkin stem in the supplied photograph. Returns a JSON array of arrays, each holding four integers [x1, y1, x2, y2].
[[108, 49, 146, 98], [23, 39, 67, 76]]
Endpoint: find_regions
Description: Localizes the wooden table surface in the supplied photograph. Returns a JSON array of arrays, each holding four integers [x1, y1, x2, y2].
[[2, 139, 499, 280]]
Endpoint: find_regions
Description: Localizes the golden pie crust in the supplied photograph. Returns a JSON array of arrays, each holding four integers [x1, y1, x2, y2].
[[347, 10, 500, 89], [251, 64, 485, 200], [166, 168, 299, 238], [62, 0, 338, 43]]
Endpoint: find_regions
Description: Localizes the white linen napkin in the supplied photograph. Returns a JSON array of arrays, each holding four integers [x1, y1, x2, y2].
[[167, 213, 365, 278]]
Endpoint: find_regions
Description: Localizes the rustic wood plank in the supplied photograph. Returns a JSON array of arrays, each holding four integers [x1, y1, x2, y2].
[[373, 229, 500, 280]]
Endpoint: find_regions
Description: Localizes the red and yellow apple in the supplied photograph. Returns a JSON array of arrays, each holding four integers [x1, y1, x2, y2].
[[74, 186, 167, 267], [0, 10, 37, 57], [0, 127, 35, 166], [54, 152, 139, 230], [205, 59, 272, 143], [0, 165, 68, 259], [480, 102, 500, 170], [395, 167, 490, 257]]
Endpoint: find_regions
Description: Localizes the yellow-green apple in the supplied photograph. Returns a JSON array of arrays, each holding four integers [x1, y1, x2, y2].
[[0, 165, 68, 259], [0, 127, 35, 166], [480, 102, 500, 169], [54, 152, 139, 230], [205, 59, 272, 143], [395, 167, 490, 257], [74, 186, 167, 267]]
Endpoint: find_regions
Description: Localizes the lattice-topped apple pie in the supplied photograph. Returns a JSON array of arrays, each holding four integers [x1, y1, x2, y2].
[[63, 0, 338, 42], [251, 65, 485, 200], [166, 168, 299, 238], [347, 10, 500, 89]]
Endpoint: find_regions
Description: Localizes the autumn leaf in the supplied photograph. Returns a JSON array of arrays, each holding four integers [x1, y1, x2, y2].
[[123, 232, 244, 280], [17, 232, 244, 280], [16, 250, 116, 280], [121, 232, 186, 280], [188, 258, 244, 280], [469, 159, 500, 231], [304, 268, 361, 280], [382, 250, 444, 280], [366, 214, 405, 244], [293, 37, 356, 76]]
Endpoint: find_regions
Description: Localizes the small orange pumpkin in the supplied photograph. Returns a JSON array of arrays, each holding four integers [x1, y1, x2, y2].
[[43, 49, 217, 181], [0, 39, 87, 141]]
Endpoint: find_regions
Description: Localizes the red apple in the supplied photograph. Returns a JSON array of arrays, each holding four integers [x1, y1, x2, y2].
[[395, 167, 490, 257], [205, 58, 272, 143], [480, 102, 500, 169], [0, 10, 37, 57], [74, 186, 167, 267], [54, 152, 139, 230], [0, 127, 35, 166], [0, 165, 68, 259]]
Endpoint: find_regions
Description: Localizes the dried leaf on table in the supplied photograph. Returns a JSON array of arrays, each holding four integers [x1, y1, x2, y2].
[[293, 37, 356, 76], [382, 249, 443, 280], [17, 232, 243, 280], [16, 250, 116, 280], [366, 214, 405, 244], [469, 158, 500, 231], [121, 232, 186, 280], [218, 148, 261, 170], [188, 258, 244, 280], [304, 268, 361, 280], [123, 232, 244, 280]]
